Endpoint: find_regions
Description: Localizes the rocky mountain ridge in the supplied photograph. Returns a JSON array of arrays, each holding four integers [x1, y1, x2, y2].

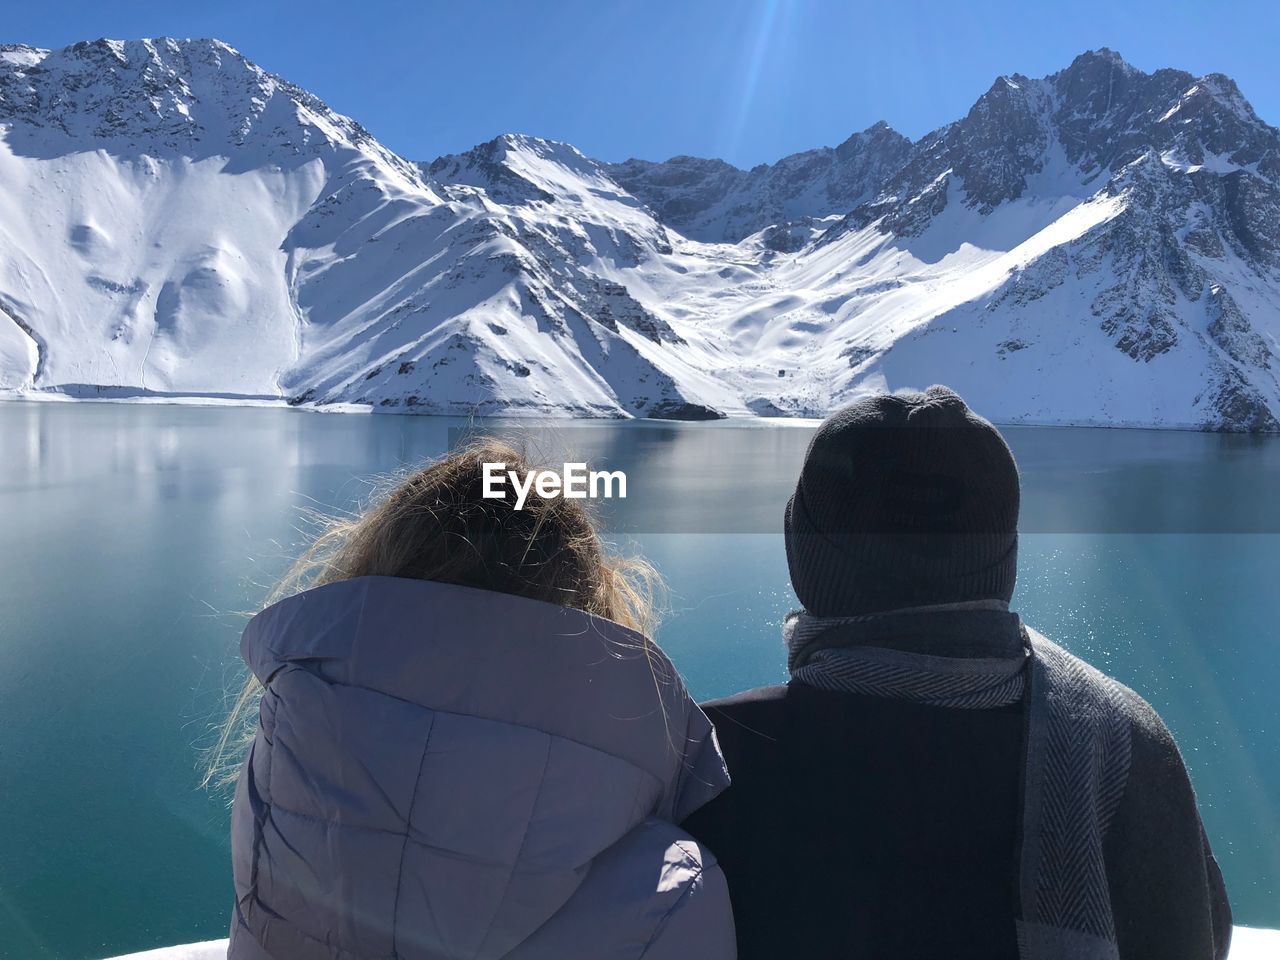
[[1, 39, 1278, 430]]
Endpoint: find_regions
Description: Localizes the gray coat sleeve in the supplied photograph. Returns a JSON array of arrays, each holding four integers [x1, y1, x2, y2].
[[640, 855, 737, 960], [1104, 696, 1232, 960]]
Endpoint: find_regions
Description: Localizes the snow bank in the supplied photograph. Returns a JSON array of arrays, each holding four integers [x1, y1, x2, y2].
[[102, 927, 1280, 959], [1231, 927, 1280, 958], [105, 942, 227, 960]]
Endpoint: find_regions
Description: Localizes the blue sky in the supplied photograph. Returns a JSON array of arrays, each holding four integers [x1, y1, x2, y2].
[[6, 0, 1279, 167]]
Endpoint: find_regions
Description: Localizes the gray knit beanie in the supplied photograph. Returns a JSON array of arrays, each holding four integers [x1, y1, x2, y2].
[[784, 385, 1020, 617]]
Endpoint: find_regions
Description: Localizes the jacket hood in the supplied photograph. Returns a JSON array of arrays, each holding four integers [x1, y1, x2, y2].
[[235, 576, 729, 957]]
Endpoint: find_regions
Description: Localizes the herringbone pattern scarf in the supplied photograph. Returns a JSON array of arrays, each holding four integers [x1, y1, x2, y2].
[[786, 612, 1133, 960]]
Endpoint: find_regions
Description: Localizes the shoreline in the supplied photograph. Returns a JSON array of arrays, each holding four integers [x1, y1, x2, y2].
[[3, 391, 1277, 436]]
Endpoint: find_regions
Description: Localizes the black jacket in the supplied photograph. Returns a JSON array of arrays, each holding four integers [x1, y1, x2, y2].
[[684, 666, 1231, 959]]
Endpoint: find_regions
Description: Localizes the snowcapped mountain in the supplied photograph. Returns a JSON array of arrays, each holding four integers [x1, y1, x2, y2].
[[807, 50, 1280, 430], [0, 37, 424, 400], [0, 39, 737, 419], [1, 40, 1278, 429], [0, 39, 736, 417]]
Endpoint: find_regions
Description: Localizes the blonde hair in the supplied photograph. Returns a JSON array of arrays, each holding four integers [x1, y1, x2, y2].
[[203, 438, 662, 790]]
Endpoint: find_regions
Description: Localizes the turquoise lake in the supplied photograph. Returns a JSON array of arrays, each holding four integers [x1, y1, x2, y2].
[[0, 400, 1277, 959]]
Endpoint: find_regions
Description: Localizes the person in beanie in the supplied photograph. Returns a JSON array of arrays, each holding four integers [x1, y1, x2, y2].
[[682, 385, 1231, 960]]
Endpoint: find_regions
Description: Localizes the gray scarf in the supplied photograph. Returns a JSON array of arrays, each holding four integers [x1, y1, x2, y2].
[[785, 607, 1133, 960]]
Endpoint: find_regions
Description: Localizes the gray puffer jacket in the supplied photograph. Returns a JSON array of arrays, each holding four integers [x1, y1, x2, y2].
[[228, 576, 734, 960]]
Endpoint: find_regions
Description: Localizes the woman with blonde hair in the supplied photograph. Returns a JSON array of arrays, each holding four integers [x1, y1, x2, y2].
[[210, 440, 735, 960]]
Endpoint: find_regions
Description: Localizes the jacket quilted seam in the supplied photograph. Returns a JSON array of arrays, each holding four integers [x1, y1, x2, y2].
[[472, 733, 554, 959], [390, 713, 437, 960]]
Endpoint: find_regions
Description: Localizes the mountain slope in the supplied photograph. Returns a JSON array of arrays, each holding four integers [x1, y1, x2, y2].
[[1, 40, 1279, 430], [792, 50, 1280, 430], [0, 39, 731, 417]]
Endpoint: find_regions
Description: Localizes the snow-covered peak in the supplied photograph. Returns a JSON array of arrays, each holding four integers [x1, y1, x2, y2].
[[492, 133, 592, 165], [2, 38, 264, 144], [453, 133, 601, 176], [423, 133, 622, 206], [0, 43, 46, 68], [0, 37, 418, 183]]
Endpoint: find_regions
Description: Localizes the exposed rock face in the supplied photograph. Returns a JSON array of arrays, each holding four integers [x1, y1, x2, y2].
[[606, 122, 913, 243], [1208, 285, 1271, 369]]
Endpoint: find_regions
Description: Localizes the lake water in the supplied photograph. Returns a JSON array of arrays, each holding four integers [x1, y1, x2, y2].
[[1, 400, 1278, 959]]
